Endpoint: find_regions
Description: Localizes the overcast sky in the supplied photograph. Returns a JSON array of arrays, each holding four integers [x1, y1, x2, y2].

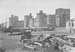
[[0, 0, 75, 23]]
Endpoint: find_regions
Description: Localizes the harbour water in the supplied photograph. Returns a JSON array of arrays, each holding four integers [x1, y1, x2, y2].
[[0, 32, 23, 52]]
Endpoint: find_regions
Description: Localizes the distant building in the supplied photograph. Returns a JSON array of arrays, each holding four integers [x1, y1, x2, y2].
[[34, 17, 40, 27], [35, 10, 47, 28], [9, 15, 24, 29], [29, 18, 34, 28], [24, 13, 34, 28], [56, 15, 60, 27], [66, 19, 75, 29], [56, 8, 70, 27], [66, 19, 75, 33], [13, 21, 24, 29], [47, 15, 56, 27], [9, 15, 19, 27]]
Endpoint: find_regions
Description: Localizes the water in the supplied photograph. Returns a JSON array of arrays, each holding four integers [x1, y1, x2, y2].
[[0, 32, 23, 51]]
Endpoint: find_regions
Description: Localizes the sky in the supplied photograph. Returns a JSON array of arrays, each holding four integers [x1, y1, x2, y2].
[[0, 0, 75, 23]]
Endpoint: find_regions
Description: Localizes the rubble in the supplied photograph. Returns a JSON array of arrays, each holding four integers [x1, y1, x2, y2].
[[20, 33, 75, 52]]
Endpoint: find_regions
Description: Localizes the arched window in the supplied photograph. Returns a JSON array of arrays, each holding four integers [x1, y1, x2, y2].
[[72, 22, 74, 27]]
